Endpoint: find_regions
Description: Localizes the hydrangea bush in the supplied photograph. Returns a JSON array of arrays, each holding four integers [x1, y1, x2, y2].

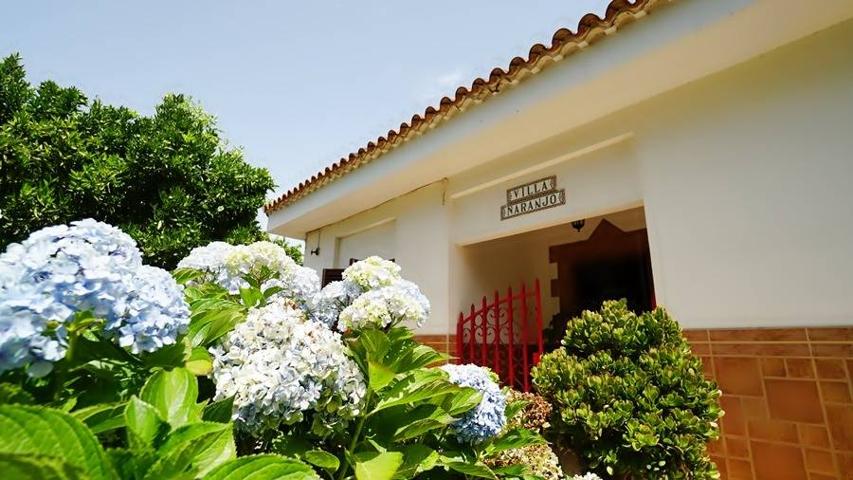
[[184, 252, 540, 478], [0, 227, 542, 479]]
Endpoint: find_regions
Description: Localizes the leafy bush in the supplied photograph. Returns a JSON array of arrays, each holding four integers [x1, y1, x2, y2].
[[532, 301, 722, 479], [1, 221, 542, 479], [0, 53, 275, 269]]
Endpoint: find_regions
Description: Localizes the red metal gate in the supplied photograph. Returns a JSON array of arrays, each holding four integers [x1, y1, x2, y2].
[[456, 279, 544, 392]]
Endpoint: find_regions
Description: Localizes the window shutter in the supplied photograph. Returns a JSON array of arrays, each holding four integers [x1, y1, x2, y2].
[[321, 268, 344, 287]]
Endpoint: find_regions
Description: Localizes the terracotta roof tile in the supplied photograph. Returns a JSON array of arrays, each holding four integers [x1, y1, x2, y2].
[[265, 0, 666, 214]]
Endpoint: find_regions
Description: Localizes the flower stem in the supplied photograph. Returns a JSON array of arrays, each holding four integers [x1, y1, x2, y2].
[[336, 390, 372, 480]]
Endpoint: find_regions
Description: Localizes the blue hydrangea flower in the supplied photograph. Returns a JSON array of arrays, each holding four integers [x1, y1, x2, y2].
[[109, 266, 190, 354], [441, 364, 507, 443], [308, 280, 362, 328], [0, 219, 189, 376]]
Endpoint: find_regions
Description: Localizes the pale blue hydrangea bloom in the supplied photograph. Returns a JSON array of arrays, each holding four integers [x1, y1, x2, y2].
[[441, 364, 507, 443], [109, 266, 190, 354], [337, 279, 430, 331], [210, 298, 366, 432], [307, 280, 362, 328], [0, 219, 189, 376]]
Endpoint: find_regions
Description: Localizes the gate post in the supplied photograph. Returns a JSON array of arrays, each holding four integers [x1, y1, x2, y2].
[[468, 304, 475, 361], [492, 290, 500, 381], [507, 286, 515, 390], [455, 312, 463, 364], [534, 278, 544, 365], [520, 282, 530, 392]]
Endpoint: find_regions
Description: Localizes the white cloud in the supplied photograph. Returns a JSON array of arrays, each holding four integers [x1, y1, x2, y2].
[[418, 68, 466, 103]]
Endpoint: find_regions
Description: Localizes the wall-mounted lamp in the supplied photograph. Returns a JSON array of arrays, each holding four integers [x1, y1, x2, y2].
[[571, 219, 586, 232], [310, 247, 320, 256]]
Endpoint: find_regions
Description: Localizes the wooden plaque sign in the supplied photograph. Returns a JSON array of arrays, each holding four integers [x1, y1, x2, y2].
[[500, 175, 566, 220]]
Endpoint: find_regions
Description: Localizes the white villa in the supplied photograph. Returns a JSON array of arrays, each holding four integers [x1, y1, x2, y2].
[[268, 1, 853, 477]]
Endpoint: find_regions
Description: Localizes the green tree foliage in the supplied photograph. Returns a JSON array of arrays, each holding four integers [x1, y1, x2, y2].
[[0, 53, 275, 268], [532, 301, 723, 479], [270, 235, 304, 266]]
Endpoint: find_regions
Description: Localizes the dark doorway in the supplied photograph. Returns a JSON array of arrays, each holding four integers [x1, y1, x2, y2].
[[547, 219, 655, 346]]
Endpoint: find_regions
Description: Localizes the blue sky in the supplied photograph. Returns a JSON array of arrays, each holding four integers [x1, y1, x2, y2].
[[3, 0, 609, 222]]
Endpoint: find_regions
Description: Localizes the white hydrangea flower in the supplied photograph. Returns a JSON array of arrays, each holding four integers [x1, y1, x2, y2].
[[337, 279, 430, 331], [178, 240, 319, 308], [570, 474, 603, 480], [210, 298, 365, 432], [177, 241, 236, 288], [223, 241, 296, 281], [342, 256, 401, 291], [260, 265, 320, 305]]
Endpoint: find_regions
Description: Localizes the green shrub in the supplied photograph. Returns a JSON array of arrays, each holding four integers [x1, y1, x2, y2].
[[0, 53, 275, 269], [532, 301, 722, 479]]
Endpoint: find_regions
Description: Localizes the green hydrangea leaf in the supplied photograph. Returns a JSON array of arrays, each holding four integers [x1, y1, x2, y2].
[[0, 405, 116, 480], [202, 454, 318, 480], [354, 451, 403, 480], [125, 396, 168, 451], [0, 452, 86, 480], [202, 397, 234, 424], [71, 402, 126, 434], [144, 421, 236, 479], [302, 449, 339, 471], [140, 367, 200, 428]]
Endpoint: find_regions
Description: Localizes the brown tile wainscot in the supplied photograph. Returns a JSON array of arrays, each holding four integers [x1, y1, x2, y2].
[[687, 327, 853, 480]]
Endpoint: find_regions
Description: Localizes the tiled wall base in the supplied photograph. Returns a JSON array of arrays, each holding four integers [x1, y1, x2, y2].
[[685, 327, 853, 480], [417, 328, 853, 479], [414, 335, 455, 357]]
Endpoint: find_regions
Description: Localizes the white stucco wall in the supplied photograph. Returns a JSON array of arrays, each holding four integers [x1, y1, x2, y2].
[[450, 19, 853, 330], [336, 220, 396, 268], [633, 20, 853, 328], [303, 183, 451, 334], [301, 18, 853, 334]]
